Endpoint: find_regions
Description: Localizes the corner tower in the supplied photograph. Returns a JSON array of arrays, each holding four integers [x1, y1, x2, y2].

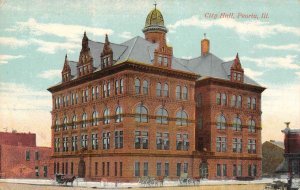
[[143, 4, 173, 68]]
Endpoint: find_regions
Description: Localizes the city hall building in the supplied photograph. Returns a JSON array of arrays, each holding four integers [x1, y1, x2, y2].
[[48, 6, 265, 181]]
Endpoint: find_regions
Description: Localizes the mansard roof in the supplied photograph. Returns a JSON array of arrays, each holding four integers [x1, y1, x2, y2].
[[56, 35, 262, 87]]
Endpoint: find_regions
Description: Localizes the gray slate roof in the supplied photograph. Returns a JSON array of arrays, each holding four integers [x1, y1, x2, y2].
[[65, 35, 261, 87]]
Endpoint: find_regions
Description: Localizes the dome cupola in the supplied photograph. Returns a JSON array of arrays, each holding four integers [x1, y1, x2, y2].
[[143, 7, 167, 33]]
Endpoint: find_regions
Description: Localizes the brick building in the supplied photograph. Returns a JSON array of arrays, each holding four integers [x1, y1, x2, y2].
[[281, 124, 300, 177], [262, 140, 284, 177], [48, 6, 265, 181], [0, 132, 51, 178]]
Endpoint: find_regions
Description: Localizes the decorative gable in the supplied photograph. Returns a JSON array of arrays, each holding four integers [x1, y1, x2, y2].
[[230, 53, 244, 83], [62, 54, 71, 82], [101, 34, 113, 69], [77, 32, 94, 77]]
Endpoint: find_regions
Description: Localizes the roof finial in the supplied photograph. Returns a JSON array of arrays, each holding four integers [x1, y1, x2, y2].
[[154, 1, 157, 9], [236, 53, 239, 58], [65, 54, 67, 60], [285, 122, 290, 128], [204, 33, 206, 39], [84, 31, 86, 37]]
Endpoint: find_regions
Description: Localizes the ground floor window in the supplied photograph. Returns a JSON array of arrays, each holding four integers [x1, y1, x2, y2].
[[200, 163, 208, 179], [35, 166, 39, 177], [156, 162, 162, 176], [217, 164, 227, 177], [144, 162, 148, 176], [165, 163, 169, 177], [177, 163, 181, 176], [135, 162, 140, 177], [43, 166, 47, 177], [248, 164, 257, 177]]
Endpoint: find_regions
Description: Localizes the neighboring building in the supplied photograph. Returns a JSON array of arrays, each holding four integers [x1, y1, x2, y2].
[[48, 6, 265, 181], [262, 140, 284, 177], [0, 132, 51, 178], [281, 124, 300, 177]]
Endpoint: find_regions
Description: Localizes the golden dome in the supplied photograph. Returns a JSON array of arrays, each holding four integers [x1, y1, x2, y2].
[[145, 8, 165, 27], [143, 8, 168, 33]]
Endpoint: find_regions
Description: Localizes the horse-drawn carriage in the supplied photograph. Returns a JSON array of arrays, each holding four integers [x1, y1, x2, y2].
[[55, 174, 76, 186]]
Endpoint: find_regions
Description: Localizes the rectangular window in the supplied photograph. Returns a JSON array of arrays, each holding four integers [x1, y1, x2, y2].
[[35, 151, 39, 160], [144, 162, 148, 176], [96, 86, 99, 99], [107, 162, 110, 176], [248, 139, 256, 154], [222, 164, 227, 176], [183, 163, 188, 173], [248, 165, 251, 176], [107, 82, 111, 97], [134, 162, 140, 177], [102, 162, 105, 176], [120, 162, 123, 177], [65, 162, 68, 175], [135, 131, 148, 149], [165, 163, 169, 177], [72, 136, 78, 151], [156, 162, 162, 176], [233, 164, 237, 176], [114, 131, 123, 149], [115, 80, 119, 95], [233, 138, 242, 153], [57, 163, 60, 174], [237, 164, 242, 177], [71, 162, 74, 175], [103, 132, 110, 149], [92, 134, 98, 150], [26, 150, 30, 161], [176, 163, 181, 177], [156, 132, 169, 150], [62, 162, 64, 174], [54, 162, 56, 174], [216, 93, 221, 105], [176, 133, 189, 151], [217, 164, 221, 177], [43, 166, 48, 177], [120, 79, 124, 94], [35, 166, 39, 177], [251, 98, 256, 110], [114, 162, 117, 176], [81, 135, 88, 149], [63, 137, 68, 152], [216, 137, 227, 152], [95, 162, 98, 176], [54, 138, 60, 152]]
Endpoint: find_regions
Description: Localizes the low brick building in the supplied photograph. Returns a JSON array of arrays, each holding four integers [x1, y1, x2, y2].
[[262, 140, 284, 177], [0, 132, 51, 178], [281, 124, 300, 177]]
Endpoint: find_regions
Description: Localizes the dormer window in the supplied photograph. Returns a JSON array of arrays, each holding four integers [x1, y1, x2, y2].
[[157, 55, 168, 67], [230, 53, 244, 83], [102, 56, 111, 69]]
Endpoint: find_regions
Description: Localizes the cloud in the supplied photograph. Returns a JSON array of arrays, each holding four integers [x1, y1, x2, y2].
[[0, 82, 51, 146], [31, 38, 80, 54], [262, 82, 300, 142], [242, 55, 300, 70], [0, 54, 25, 64], [0, 37, 30, 48], [37, 69, 61, 79], [296, 71, 300, 78], [256, 43, 300, 52], [6, 18, 114, 42], [119, 31, 133, 39], [168, 16, 300, 37], [244, 67, 264, 79]]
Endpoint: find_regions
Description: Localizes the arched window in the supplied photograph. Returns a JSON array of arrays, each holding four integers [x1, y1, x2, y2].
[[115, 106, 123, 123], [104, 108, 110, 124], [233, 116, 242, 131], [92, 111, 98, 126], [216, 115, 226, 130], [176, 86, 181, 100], [221, 93, 227, 106], [176, 110, 188, 126], [143, 80, 148, 95], [237, 95, 242, 108], [216, 93, 221, 105], [196, 93, 202, 107], [182, 86, 188, 100], [120, 79, 124, 94], [248, 119, 256, 133], [164, 83, 169, 97], [115, 80, 119, 95], [55, 119, 60, 132], [247, 97, 251, 109], [82, 113, 87, 128], [251, 98, 256, 110], [72, 115, 77, 129], [135, 104, 148, 123], [156, 82, 162, 97], [231, 95, 236, 107], [135, 79, 141, 94], [156, 107, 168, 124], [63, 117, 68, 130]]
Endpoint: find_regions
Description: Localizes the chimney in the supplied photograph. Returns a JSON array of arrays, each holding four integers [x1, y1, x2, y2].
[[201, 33, 210, 56]]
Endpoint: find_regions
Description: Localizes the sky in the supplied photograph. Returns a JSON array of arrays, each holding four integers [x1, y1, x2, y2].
[[0, 0, 299, 146]]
